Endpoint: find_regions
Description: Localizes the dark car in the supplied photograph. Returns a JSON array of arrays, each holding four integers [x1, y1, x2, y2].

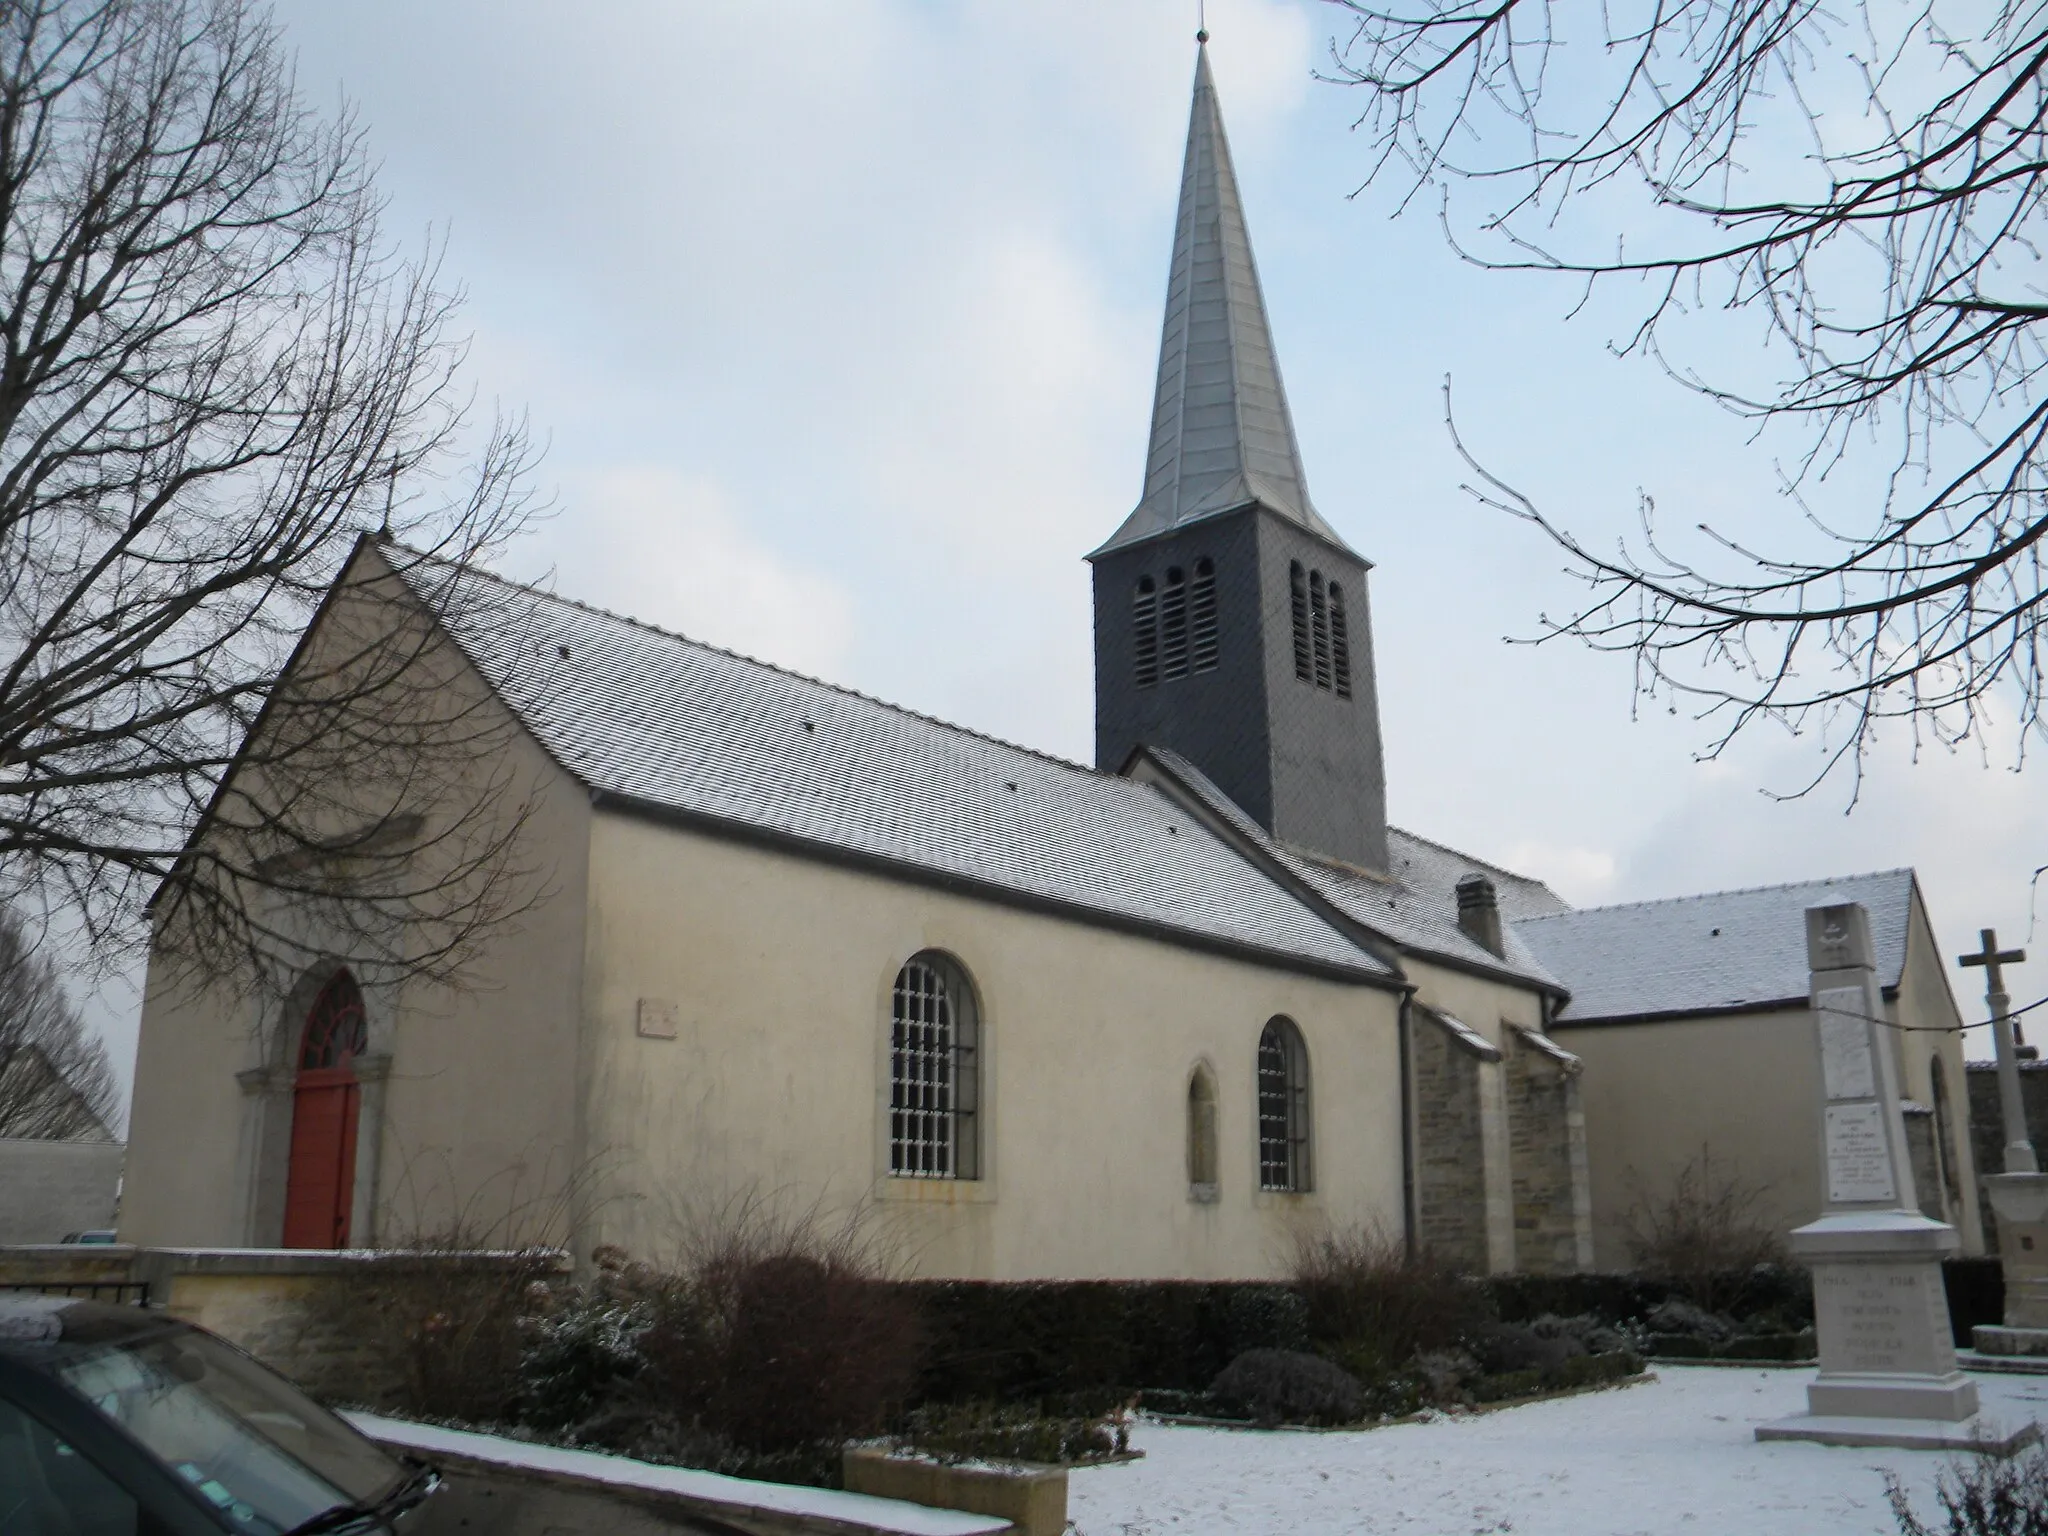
[[0, 1292, 444, 1534]]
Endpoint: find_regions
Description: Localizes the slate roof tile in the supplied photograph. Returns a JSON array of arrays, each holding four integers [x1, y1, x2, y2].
[[1139, 747, 1569, 988], [1518, 869, 1917, 1023], [389, 549, 1391, 980]]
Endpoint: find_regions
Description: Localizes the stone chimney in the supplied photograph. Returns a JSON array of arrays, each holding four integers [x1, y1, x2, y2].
[[1456, 874, 1503, 957]]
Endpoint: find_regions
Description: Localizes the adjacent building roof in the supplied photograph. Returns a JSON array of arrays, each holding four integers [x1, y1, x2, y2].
[[1133, 746, 1569, 990], [386, 548, 1393, 982], [1090, 44, 1351, 561], [1519, 868, 1918, 1025]]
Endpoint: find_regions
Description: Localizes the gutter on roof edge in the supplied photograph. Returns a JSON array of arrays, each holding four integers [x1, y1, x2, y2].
[[586, 788, 1402, 991], [1126, 748, 1568, 1000], [1549, 987, 1901, 1030]]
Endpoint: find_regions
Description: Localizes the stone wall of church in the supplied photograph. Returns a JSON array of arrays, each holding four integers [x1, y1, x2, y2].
[[1410, 1015, 1489, 1271], [1505, 1039, 1582, 1275]]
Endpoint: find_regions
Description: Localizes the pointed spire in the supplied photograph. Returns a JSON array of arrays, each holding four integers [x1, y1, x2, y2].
[[1093, 43, 1350, 559]]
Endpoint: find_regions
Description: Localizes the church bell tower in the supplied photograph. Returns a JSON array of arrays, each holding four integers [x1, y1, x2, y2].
[[1091, 41, 1389, 873]]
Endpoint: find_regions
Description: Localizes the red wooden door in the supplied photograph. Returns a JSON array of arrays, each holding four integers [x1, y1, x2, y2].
[[281, 972, 368, 1249], [283, 1069, 360, 1248]]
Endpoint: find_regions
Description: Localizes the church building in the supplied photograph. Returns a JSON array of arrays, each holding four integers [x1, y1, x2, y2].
[[119, 45, 1975, 1278]]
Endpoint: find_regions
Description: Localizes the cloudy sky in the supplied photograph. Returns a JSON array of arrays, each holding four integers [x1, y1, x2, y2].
[[85, 0, 2048, 1088]]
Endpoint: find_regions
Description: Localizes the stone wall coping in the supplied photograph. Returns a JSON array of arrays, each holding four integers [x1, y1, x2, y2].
[[1, 1244, 571, 1279], [139, 1247, 572, 1277], [345, 1413, 1014, 1536]]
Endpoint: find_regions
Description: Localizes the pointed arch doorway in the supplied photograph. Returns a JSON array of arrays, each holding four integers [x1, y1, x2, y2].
[[282, 971, 368, 1249]]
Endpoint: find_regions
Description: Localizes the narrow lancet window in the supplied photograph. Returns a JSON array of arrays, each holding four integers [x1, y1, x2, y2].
[[1133, 576, 1159, 688], [1160, 566, 1189, 680], [1190, 558, 1219, 674], [1290, 562, 1311, 682], [1328, 581, 1352, 699], [1188, 1064, 1219, 1195]]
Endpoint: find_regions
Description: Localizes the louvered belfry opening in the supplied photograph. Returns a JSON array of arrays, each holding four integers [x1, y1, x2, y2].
[[1132, 558, 1219, 687], [1288, 560, 1351, 700], [1189, 558, 1219, 671], [1133, 576, 1160, 687], [1160, 567, 1189, 679], [1329, 582, 1352, 698], [1257, 1016, 1311, 1192], [890, 952, 979, 1179]]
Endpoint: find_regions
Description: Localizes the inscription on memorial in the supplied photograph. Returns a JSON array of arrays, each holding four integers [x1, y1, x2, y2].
[[1817, 986, 1877, 1100], [1815, 1267, 1944, 1375], [1826, 1102, 1898, 1203]]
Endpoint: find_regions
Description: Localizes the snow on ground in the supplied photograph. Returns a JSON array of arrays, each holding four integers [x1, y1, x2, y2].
[[1068, 1367, 2048, 1536]]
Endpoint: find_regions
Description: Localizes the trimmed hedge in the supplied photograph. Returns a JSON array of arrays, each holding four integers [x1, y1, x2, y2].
[[898, 1262, 1991, 1408], [1943, 1258, 2002, 1346], [906, 1281, 1305, 1405]]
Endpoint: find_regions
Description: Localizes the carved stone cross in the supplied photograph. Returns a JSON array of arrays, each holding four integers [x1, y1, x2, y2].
[[1962, 928, 2034, 1174]]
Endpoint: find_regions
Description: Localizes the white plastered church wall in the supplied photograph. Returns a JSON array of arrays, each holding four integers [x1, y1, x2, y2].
[[574, 810, 1406, 1280], [121, 548, 594, 1250]]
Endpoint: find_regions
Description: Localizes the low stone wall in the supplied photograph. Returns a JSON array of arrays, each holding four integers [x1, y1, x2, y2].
[[0, 1244, 567, 1405], [0, 1137, 123, 1243]]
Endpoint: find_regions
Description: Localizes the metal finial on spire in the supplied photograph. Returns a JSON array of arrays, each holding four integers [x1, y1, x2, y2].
[[1197, 0, 1208, 43]]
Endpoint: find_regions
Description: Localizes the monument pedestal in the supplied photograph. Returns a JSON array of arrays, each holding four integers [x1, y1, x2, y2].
[[1757, 1214, 2036, 1452], [1982, 1179, 2048, 1359]]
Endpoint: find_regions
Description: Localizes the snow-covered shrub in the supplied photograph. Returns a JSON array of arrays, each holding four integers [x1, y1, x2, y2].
[[1209, 1348, 1367, 1427], [1470, 1320, 1585, 1377], [1888, 1447, 2048, 1536], [901, 1399, 1130, 1465], [515, 1290, 654, 1431]]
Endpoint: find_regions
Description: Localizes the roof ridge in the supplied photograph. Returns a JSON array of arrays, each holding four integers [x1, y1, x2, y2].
[[386, 541, 1102, 780], [1517, 866, 1917, 924], [1385, 825, 1560, 893]]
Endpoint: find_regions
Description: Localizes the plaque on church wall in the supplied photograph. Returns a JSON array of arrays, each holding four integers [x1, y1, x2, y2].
[[637, 997, 679, 1040], [1817, 986, 1877, 1101], [1825, 1102, 1897, 1203]]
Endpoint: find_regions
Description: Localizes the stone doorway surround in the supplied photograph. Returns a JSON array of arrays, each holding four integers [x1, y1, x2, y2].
[[233, 962, 392, 1249]]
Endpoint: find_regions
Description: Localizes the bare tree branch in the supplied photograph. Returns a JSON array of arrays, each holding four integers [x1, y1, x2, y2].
[[1325, 0, 2048, 784], [0, 0, 545, 998]]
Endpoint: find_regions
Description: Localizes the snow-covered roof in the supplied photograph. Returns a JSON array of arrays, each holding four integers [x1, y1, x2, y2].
[[1136, 747, 1569, 990], [388, 548, 1391, 982], [1520, 869, 1917, 1024]]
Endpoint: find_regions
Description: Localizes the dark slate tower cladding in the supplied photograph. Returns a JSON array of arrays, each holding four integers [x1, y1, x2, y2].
[[1090, 42, 1389, 872]]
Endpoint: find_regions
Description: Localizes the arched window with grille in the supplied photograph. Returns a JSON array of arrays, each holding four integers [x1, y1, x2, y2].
[[1187, 1063, 1219, 1197], [1133, 576, 1159, 688], [1189, 558, 1219, 673], [1160, 566, 1190, 680], [890, 952, 980, 1179], [1290, 562, 1311, 681], [1257, 1017, 1311, 1192], [1328, 581, 1352, 699]]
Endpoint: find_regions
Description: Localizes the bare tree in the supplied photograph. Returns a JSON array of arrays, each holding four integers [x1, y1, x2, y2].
[[1325, 0, 2048, 788], [0, 0, 545, 996], [0, 903, 117, 1137]]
